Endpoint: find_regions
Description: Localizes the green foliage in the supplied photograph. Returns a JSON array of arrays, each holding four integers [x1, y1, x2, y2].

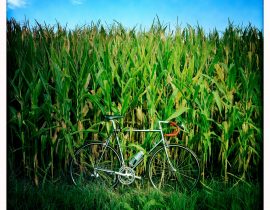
[[7, 18, 263, 184]]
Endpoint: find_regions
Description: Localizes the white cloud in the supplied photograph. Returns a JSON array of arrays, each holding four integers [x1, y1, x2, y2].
[[7, 0, 27, 9], [71, 0, 85, 5]]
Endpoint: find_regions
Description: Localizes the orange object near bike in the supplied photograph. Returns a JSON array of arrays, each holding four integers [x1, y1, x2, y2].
[[164, 122, 180, 137]]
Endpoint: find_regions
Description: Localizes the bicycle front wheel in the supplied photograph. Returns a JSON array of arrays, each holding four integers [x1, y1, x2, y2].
[[70, 141, 121, 188], [148, 144, 200, 192]]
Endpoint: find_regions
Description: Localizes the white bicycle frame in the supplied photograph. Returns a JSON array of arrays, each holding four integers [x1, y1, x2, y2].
[[94, 120, 177, 179]]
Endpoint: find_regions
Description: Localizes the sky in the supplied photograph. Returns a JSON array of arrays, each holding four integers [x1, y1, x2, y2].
[[6, 0, 263, 32]]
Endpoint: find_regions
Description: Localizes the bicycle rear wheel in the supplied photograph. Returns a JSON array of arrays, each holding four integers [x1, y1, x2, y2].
[[70, 141, 121, 188], [148, 144, 200, 192]]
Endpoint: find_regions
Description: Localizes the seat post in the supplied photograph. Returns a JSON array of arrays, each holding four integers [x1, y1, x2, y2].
[[110, 119, 125, 165]]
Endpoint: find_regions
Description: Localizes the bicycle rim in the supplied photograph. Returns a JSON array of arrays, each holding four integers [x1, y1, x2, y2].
[[148, 144, 200, 192], [70, 141, 121, 188]]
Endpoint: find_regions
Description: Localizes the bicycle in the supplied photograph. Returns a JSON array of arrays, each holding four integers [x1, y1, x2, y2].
[[70, 115, 200, 192]]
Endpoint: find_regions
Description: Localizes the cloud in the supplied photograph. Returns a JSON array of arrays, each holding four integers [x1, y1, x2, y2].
[[7, 0, 27, 9], [71, 0, 85, 5]]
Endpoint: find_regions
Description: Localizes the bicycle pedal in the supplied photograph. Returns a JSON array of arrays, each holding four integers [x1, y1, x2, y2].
[[134, 175, 142, 180]]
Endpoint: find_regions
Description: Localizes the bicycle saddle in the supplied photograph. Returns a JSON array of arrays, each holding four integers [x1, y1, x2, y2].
[[104, 115, 124, 121]]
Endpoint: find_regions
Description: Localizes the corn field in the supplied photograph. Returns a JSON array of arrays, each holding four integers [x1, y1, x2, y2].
[[7, 18, 263, 185]]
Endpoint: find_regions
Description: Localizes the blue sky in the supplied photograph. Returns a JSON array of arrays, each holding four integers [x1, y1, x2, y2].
[[7, 0, 263, 32]]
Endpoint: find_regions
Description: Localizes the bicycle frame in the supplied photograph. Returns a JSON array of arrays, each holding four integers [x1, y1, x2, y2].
[[96, 120, 177, 176], [71, 117, 200, 191]]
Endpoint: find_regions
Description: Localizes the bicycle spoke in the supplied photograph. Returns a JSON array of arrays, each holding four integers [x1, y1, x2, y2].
[[148, 145, 200, 192], [70, 142, 121, 188]]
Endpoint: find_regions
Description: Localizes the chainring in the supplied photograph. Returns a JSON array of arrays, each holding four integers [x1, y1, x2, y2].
[[118, 166, 135, 185]]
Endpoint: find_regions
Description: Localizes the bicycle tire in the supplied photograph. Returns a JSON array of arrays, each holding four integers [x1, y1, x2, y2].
[[148, 144, 200, 192], [70, 141, 121, 188]]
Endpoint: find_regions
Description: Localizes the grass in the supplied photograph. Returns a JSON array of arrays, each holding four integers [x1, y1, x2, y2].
[[8, 178, 262, 210]]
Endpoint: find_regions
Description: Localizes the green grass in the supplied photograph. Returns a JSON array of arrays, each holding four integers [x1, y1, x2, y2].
[[8, 178, 262, 210]]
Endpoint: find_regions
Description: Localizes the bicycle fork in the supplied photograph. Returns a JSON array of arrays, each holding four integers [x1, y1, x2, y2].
[[159, 121, 177, 172]]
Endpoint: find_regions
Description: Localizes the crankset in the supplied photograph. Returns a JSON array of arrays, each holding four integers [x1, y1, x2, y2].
[[117, 166, 136, 185]]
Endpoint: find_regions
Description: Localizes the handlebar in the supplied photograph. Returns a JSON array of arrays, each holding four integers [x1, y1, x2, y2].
[[159, 121, 181, 137], [164, 122, 181, 137]]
